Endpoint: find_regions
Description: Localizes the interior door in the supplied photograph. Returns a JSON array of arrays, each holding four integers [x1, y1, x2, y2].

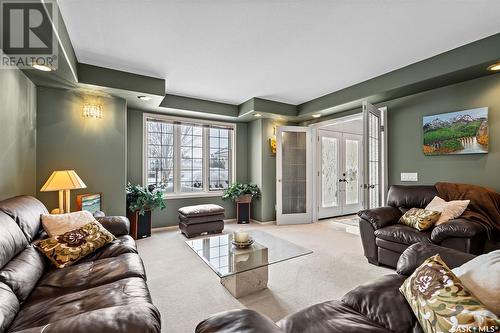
[[276, 126, 312, 225], [342, 133, 363, 214], [317, 130, 363, 218], [362, 102, 383, 209], [317, 130, 342, 218]]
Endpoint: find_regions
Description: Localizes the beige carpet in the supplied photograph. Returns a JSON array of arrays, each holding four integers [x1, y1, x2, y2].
[[137, 219, 392, 333]]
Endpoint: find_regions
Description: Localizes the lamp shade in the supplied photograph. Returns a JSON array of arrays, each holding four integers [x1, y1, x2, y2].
[[40, 170, 87, 192]]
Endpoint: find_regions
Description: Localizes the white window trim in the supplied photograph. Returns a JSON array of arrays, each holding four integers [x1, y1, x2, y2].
[[142, 113, 237, 199]]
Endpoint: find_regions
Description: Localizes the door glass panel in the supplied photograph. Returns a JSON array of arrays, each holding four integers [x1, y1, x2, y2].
[[345, 139, 359, 205], [281, 131, 306, 214], [368, 113, 380, 208], [321, 137, 338, 208]]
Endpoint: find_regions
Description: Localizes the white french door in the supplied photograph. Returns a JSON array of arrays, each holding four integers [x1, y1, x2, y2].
[[276, 126, 312, 225], [362, 102, 386, 209], [317, 130, 363, 218]]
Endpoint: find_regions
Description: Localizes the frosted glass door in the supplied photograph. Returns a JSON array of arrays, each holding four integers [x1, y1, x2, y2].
[[343, 133, 363, 214], [363, 102, 382, 209], [276, 126, 312, 225]]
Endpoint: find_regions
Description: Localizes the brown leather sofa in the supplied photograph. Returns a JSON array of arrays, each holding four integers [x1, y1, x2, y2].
[[358, 185, 486, 268], [195, 243, 476, 333], [0, 195, 161, 333]]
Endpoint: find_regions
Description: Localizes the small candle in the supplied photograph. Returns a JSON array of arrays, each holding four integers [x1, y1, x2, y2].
[[234, 230, 249, 243]]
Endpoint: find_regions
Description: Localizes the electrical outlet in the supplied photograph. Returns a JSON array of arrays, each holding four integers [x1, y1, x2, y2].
[[401, 172, 418, 182]]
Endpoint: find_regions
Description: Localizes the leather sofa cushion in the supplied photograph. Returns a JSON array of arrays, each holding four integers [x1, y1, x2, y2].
[[387, 185, 437, 212], [375, 238, 409, 253], [80, 235, 137, 262], [430, 218, 485, 243], [8, 303, 161, 333], [30, 253, 146, 300], [196, 309, 283, 333], [96, 216, 130, 237], [10, 277, 154, 332], [341, 274, 416, 333], [0, 246, 46, 302], [0, 282, 19, 332], [0, 196, 48, 243], [277, 300, 391, 333], [0, 212, 28, 268], [374, 225, 431, 245]]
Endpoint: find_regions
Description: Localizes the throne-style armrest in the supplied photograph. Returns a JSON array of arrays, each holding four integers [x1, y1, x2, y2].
[[196, 309, 283, 333], [397, 242, 476, 275], [430, 218, 485, 243], [358, 206, 402, 230], [96, 216, 130, 236]]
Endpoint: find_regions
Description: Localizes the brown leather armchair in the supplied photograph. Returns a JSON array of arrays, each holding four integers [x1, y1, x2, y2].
[[358, 185, 486, 268]]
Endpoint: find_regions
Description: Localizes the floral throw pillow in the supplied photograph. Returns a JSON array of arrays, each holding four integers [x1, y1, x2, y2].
[[400, 254, 499, 333], [35, 221, 115, 269], [399, 208, 441, 231]]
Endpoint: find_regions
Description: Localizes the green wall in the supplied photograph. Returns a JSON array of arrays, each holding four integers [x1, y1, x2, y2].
[[36, 87, 127, 215], [386, 74, 500, 190], [126, 108, 248, 227], [0, 68, 37, 199], [247, 118, 288, 222]]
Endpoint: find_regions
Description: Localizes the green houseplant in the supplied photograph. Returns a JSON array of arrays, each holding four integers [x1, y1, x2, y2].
[[126, 183, 166, 215], [222, 182, 261, 203]]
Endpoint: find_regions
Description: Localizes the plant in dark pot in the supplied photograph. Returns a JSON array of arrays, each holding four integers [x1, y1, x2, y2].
[[222, 183, 261, 224], [126, 183, 166, 239]]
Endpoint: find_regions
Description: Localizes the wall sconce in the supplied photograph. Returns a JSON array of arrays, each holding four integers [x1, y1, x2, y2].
[[82, 103, 103, 118], [269, 125, 277, 155]]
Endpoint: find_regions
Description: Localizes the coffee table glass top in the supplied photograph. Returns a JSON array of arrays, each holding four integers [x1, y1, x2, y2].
[[185, 230, 312, 278]]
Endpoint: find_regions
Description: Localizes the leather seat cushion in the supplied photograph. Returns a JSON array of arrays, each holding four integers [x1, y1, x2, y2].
[[341, 274, 416, 333], [277, 300, 391, 333], [375, 238, 409, 253], [0, 212, 29, 268], [29, 253, 146, 301], [0, 246, 46, 302], [0, 282, 19, 332], [79, 235, 137, 263], [179, 213, 226, 224], [374, 225, 431, 245], [178, 204, 225, 217], [9, 277, 154, 332], [0, 196, 48, 242]]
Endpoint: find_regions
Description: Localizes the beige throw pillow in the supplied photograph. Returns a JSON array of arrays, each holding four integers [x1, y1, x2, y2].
[[425, 196, 470, 225], [452, 250, 500, 316], [41, 211, 97, 237]]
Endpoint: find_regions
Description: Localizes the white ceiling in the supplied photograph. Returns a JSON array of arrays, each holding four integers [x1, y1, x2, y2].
[[58, 0, 500, 105]]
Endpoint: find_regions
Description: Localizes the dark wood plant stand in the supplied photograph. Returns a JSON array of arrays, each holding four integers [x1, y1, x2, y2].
[[127, 210, 152, 239], [236, 194, 252, 224]]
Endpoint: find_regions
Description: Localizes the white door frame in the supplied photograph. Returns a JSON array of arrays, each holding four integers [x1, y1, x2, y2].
[[276, 126, 313, 225]]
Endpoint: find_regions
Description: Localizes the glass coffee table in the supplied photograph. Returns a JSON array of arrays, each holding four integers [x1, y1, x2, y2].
[[185, 230, 312, 298]]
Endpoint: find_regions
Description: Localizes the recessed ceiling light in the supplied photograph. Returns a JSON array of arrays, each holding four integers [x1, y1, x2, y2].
[[312, 114, 321, 118], [138, 95, 152, 101], [31, 64, 52, 72], [487, 62, 500, 71], [254, 113, 262, 117]]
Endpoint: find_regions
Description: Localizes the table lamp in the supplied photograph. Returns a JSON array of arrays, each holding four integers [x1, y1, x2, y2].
[[40, 170, 87, 214]]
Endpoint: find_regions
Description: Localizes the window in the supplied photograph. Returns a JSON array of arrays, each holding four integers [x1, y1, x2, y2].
[[144, 115, 235, 196]]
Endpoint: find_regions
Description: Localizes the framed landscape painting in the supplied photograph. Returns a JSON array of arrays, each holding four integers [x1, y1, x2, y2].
[[423, 107, 488, 155]]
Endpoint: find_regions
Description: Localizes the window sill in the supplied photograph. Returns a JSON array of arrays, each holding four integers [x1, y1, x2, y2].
[[163, 191, 224, 200]]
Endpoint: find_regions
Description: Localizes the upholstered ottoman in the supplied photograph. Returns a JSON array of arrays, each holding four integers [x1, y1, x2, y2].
[[178, 204, 225, 238]]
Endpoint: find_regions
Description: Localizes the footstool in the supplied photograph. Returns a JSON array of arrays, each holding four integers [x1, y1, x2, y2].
[[178, 204, 225, 238]]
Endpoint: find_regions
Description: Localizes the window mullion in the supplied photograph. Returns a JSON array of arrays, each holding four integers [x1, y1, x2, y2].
[[174, 124, 181, 194], [203, 127, 209, 193]]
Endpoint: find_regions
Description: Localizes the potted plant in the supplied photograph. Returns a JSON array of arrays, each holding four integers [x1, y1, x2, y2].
[[222, 182, 261, 203], [126, 183, 166, 239], [222, 183, 261, 224]]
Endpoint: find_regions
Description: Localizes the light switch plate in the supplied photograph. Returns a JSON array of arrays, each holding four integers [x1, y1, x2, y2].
[[401, 172, 418, 182]]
